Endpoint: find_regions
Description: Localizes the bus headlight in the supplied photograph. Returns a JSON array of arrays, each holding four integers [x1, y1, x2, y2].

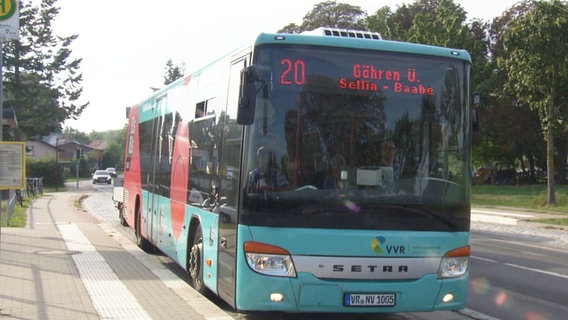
[[438, 246, 470, 278], [244, 241, 296, 277]]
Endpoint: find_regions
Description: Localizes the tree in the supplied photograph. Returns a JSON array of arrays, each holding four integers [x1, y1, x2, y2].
[[102, 141, 123, 169], [474, 1, 546, 182], [278, 1, 366, 33], [367, 0, 553, 184], [63, 126, 89, 145], [278, 23, 302, 34], [498, 0, 568, 204], [366, 0, 489, 89], [164, 58, 185, 85], [367, 0, 472, 49], [367, 1, 411, 40], [3, 0, 87, 140]]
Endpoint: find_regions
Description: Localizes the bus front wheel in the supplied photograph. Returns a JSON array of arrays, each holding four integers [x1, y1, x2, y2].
[[188, 226, 206, 294]]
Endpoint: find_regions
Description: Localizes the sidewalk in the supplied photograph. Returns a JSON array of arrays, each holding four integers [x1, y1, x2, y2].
[[0, 188, 231, 319], [472, 206, 568, 230]]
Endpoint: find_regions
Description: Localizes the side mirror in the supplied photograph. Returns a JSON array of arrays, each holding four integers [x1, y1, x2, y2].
[[237, 66, 259, 125]]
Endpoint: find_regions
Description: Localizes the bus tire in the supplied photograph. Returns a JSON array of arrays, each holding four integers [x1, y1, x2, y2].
[[188, 226, 206, 294], [118, 204, 128, 226], [135, 203, 152, 252]]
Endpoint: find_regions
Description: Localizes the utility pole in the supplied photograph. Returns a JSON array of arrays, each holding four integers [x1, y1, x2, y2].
[[0, 1, 21, 140], [55, 138, 59, 191], [76, 147, 81, 189]]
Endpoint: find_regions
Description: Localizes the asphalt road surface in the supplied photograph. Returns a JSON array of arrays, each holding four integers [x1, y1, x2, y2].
[[468, 227, 568, 319]]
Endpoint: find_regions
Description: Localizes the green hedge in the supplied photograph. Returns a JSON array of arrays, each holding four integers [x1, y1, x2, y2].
[[25, 158, 64, 188]]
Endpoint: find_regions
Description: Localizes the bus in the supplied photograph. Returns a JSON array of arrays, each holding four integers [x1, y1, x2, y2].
[[117, 27, 472, 313]]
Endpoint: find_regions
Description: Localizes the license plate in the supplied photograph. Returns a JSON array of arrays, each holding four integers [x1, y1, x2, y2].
[[344, 293, 396, 307]]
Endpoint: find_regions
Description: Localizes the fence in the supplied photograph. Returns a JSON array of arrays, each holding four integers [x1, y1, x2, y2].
[[4, 177, 43, 226]]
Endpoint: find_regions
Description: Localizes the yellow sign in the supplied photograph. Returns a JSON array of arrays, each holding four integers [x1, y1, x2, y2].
[[0, 0, 16, 21]]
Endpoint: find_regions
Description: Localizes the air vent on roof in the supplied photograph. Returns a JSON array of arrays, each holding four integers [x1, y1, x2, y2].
[[301, 27, 382, 40]]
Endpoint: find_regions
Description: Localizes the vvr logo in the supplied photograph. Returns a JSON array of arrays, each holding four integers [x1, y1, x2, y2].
[[371, 236, 386, 254], [372, 236, 406, 255]]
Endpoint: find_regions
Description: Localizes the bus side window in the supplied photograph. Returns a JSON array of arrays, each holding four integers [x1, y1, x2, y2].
[[188, 116, 218, 207], [196, 101, 206, 118]]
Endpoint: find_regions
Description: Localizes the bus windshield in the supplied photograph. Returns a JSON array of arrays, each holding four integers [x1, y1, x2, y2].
[[240, 44, 471, 232]]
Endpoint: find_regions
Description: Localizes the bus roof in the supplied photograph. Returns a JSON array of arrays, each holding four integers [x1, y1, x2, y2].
[[254, 29, 472, 63]]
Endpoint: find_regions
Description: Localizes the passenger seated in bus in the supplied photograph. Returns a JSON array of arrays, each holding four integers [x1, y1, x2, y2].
[[247, 146, 289, 193], [323, 154, 347, 189]]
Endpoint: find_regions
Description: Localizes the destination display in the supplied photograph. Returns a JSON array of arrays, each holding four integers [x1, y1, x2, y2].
[[279, 58, 435, 96]]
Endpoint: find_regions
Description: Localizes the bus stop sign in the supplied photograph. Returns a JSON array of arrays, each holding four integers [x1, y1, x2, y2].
[[0, 0, 19, 41]]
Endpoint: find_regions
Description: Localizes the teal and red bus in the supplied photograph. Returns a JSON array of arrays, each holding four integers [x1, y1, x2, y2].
[[118, 28, 472, 313]]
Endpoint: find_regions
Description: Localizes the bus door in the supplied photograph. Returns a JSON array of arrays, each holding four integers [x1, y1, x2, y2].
[[147, 97, 169, 246], [216, 55, 248, 307], [144, 115, 160, 245]]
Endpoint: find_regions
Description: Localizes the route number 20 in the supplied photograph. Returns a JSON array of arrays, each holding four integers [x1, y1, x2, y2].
[[280, 59, 305, 85]]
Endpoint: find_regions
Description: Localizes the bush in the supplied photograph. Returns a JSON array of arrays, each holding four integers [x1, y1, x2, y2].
[[26, 158, 64, 188]]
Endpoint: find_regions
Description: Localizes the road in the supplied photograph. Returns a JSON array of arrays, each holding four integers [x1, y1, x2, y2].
[[468, 226, 568, 319], [81, 181, 568, 320]]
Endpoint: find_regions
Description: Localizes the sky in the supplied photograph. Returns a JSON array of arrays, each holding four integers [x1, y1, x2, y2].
[[48, 0, 521, 133]]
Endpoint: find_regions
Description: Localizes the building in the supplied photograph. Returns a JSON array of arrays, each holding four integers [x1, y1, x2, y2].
[[26, 133, 97, 164]]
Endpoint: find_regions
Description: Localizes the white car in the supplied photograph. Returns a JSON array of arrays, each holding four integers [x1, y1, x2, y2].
[[105, 167, 117, 177], [92, 170, 112, 184]]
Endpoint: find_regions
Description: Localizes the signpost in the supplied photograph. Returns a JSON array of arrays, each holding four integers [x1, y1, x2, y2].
[[0, 0, 19, 139], [0, 142, 24, 229], [0, 0, 19, 241]]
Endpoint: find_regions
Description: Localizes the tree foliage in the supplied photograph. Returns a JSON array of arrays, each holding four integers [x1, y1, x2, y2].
[[278, 1, 366, 33], [476, 1, 545, 180], [498, 0, 568, 203], [102, 141, 123, 169], [164, 58, 185, 85], [3, 0, 87, 140], [367, 0, 480, 53], [499, 0, 568, 132], [83, 127, 126, 169], [63, 126, 89, 145], [366, 0, 491, 106]]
